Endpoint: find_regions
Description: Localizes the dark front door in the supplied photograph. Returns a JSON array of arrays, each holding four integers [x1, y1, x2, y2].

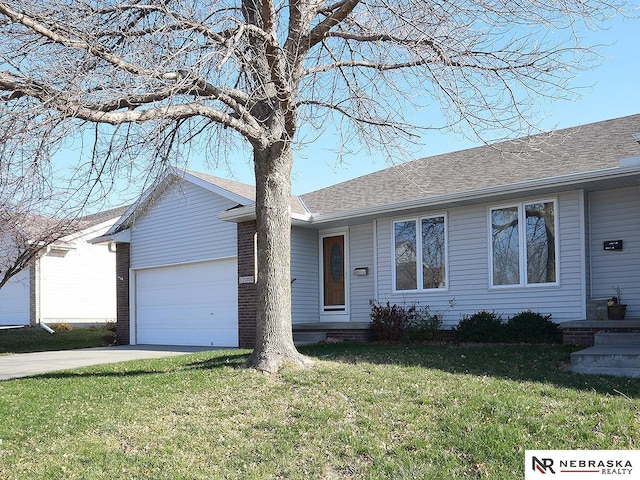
[[323, 235, 345, 311]]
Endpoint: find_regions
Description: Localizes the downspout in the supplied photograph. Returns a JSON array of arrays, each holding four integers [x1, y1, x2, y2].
[[40, 322, 55, 335], [373, 219, 378, 302]]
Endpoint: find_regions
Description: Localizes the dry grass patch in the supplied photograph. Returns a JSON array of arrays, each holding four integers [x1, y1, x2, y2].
[[0, 344, 638, 479]]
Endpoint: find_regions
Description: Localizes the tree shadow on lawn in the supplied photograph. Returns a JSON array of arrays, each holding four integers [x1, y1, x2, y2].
[[22, 344, 640, 399], [27, 352, 250, 381], [299, 343, 640, 398]]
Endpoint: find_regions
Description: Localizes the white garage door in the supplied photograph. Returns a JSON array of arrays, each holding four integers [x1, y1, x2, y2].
[[135, 259, 238, 347], [0, 268, 30, 326]]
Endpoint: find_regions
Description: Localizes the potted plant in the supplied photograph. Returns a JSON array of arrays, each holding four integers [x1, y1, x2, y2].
[[607, 286, 627, 320]]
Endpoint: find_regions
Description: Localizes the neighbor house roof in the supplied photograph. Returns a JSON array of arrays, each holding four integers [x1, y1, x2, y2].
[[300, 113, 640, 216], [79, 205, 131, 229], [1, 205, 129, 255]]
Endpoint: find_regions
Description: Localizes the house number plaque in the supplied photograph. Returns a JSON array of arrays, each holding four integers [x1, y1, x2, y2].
[[238, 275, 255, 284], [603, 240, 623, 251]]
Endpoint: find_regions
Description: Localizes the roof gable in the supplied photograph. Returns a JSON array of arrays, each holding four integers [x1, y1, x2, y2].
[[106, 168, 258, 235]]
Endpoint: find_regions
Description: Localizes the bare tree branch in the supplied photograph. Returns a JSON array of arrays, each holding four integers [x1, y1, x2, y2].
[[0, 0, 630, 371]]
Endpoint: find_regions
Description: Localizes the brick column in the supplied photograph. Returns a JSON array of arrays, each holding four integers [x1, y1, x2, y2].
[[116, 243, 131, 345], [237, 221, 258, 349]]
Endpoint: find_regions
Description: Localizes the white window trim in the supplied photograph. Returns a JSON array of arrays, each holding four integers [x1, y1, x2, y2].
[[391, 213, 449, 293], [318, 229, 350, 318], [488, 198, 560, 289]]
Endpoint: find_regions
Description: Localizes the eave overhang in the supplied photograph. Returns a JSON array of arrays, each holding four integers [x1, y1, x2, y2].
[[89, 228, 132, 244]]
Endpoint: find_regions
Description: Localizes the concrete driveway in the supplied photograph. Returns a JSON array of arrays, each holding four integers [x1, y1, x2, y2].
[[0, 345, 216, 381]]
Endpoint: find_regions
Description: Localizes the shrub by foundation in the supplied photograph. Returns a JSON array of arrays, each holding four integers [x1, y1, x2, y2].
[[506, 310, 561, 344], [452, 310, 559, 344], [370, 301, 414, 342], [452, 311, 504, 343], [403, 306, 443, 343], [51, 323, 73, 332], [370, 301, 443, 343]]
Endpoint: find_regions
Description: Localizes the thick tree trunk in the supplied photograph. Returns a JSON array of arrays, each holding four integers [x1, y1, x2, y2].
[[243, 143, 312, 373]]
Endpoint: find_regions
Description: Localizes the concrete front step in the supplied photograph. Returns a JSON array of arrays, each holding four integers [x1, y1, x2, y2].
[[571, 332, 640, 377], [293, 332, 327, 346], [571, 365, 640, 378]]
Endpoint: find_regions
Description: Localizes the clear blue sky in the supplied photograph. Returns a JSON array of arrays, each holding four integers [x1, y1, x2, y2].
[[49, 11, 639, 206], [187, 12, 640, 196]]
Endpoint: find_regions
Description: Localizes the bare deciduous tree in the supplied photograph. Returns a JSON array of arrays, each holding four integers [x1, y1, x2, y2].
[[0, 166, 82, 292], [0, 209, 79, 291], [0, 0, 627, 372]]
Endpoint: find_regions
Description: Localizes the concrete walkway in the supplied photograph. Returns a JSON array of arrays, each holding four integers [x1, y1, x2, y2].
[[0, 345, 216, 381]]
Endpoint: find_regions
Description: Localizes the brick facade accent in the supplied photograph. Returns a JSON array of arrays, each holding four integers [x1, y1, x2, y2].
[[116, 243, 131, 345], [561, 319, 640, 346], [299, 327, 372, 343], [237, 221, 258, 349], [562, 324, 640, 346]]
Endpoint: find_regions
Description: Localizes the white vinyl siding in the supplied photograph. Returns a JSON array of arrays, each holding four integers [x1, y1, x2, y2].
[[375, 190, 584, 326], [349, 223, 375, 322], [589, 185, 640, 318], [291, 227, 319, 324], [0, 268, 30, 326], [39, 220, 117, 324], [130, 180, 238, 269]]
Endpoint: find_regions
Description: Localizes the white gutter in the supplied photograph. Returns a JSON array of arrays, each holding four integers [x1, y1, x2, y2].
[[89, 228, 132, 244], [217, 205, 256, 223], [217, 206, 313, 224]]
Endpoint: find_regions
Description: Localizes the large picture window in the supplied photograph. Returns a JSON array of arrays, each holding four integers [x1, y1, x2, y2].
[[490, 200, 557, 287], [394, 215, 447, 291]]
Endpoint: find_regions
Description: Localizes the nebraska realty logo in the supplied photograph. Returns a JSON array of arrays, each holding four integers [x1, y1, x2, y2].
[[525, 451, 639, 479]]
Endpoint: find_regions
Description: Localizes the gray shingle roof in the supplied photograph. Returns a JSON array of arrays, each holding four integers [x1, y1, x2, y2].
[[79, 205, 131, 228], [300, 114, 640, 215], [185, 169, 309, 216], [186, 170, 257, 202]]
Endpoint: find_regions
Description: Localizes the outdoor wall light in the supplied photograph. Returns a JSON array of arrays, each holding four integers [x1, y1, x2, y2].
[[353, 267, 368, 276]]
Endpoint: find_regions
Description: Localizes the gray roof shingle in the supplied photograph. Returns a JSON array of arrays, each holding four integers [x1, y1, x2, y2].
[[186, 170, 257, 202], [300, 114, 640, 215], [186, 169, 309, 216]]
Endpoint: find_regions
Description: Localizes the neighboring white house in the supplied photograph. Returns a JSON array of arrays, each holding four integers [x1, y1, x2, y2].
[[99, 114, 640, 348], [0, 207, 127, 327]]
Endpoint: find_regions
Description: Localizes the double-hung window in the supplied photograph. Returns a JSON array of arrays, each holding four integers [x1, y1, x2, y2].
[[490, 200, 558, 287], [393, 215, 447, 291]]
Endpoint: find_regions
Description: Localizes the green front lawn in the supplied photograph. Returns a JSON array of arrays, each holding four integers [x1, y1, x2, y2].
[[0, 326, 114, 354], [0, 344, 638, 479]]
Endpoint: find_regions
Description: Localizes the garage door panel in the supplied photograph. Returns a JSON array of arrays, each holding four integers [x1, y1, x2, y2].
[[135, 260, 238, 347], [0, 269, 30, 326]]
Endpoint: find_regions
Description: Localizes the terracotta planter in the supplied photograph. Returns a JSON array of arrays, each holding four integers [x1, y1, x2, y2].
[[607, 304, 627, 320]]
